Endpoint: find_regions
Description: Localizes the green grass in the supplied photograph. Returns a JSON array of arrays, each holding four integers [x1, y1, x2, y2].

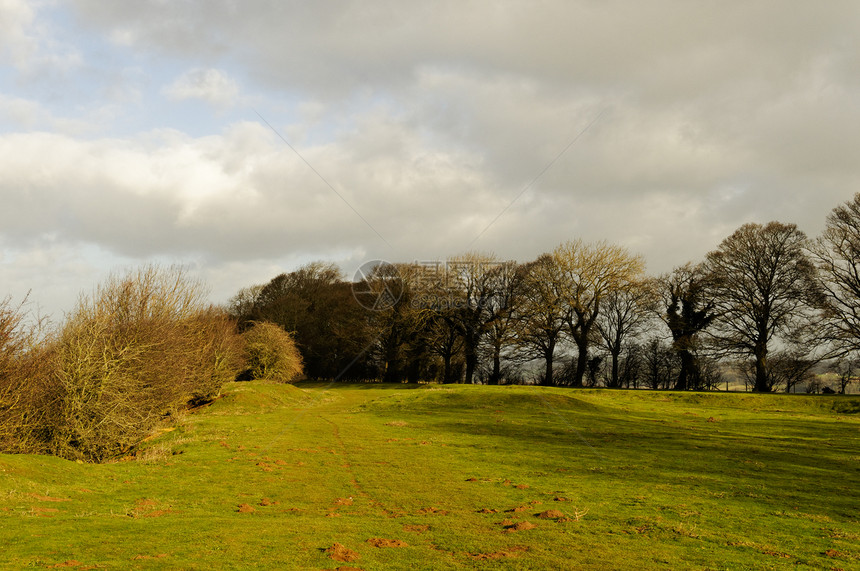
[[1, 382, 858, 570]]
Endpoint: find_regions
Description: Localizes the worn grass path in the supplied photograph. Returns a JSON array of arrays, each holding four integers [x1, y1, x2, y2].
[[1, 382, 858, 569]]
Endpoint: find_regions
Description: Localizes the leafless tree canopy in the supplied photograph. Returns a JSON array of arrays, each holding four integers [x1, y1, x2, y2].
[[813, 193, 860, 354], [705, 222, 824, 392]]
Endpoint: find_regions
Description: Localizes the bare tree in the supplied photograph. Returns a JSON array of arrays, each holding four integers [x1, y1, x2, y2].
[[812, 192, 860, 357], [446, 252, 509, 384], [641, 337, 677, 390], [705, 222, 823, 392], [768, 351, 818, 393], [832, 356, 858, 394], [368, 262, 430, 383], [554, 240, 645, 387], [596, 277, 658, 388], [512, 254, 567, 386], [227, 284, 264, 325], [481, 261, 521, 385], [736, 352, 818, 393], [424, 310, 465, 384], [618, 342, 644, 388]]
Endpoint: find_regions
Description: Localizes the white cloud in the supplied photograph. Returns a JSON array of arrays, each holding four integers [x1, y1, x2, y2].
[[162, 68, 240, 109], [0, 117, 497, 261]]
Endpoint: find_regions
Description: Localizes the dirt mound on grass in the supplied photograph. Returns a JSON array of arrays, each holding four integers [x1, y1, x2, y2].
[[417, 506, 448, 515], [537, 509, 565, 519], [366, 538, 408, 548], [403, 524, 430, 532], [326, 543, 360, 562], [505, 521, 537, 532], [129, 498, 180, 518], [237, 503, 256, 513]]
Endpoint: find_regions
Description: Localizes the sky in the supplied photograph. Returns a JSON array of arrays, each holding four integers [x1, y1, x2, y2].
[[2, 0, 860, 319]]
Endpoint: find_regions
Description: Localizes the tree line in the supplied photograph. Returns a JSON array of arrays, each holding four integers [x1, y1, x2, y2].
[[230, 194, 860, 394], [3, 194, 860, 462]]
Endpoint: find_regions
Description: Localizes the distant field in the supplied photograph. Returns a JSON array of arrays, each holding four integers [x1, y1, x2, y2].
[[1, 382, 858, 570]]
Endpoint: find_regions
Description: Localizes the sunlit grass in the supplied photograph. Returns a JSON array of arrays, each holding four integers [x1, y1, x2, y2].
[[1, 381, 858, 569]]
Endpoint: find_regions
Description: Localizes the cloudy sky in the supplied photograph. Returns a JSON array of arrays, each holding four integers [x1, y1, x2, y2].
[[3, 1, 860, 318]]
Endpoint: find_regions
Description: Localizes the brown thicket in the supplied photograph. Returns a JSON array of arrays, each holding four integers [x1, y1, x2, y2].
[[0, 297, 55, 454], [242, 321, 304, 383], [0, 266, 245, 462], [45, 266, 244, 461]]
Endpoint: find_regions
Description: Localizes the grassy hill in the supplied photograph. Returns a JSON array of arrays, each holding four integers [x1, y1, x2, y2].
[[1, 382, 858, 570]]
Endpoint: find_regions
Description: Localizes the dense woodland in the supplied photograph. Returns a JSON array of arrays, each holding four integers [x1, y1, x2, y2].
[[2, 194, 860, 462], [230, 194, 860, 395]]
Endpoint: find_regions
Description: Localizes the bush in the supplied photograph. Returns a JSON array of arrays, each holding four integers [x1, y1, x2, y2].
[[243, 322, 304, 383], [45, 265, 244, 462], [0, 297, 54, 454]]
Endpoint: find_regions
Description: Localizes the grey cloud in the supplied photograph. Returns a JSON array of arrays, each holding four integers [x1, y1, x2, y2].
[[69, 1, 860, 95], [5, 1, 860, 314], [162, 68, 240, 109]]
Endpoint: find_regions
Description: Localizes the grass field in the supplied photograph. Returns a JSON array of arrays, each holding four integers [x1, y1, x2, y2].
[[1, 381, 858, 570]]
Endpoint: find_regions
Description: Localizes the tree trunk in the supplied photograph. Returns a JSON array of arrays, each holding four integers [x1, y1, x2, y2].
[[753, 343, 770, 392], [609, 349, 620, 388], [442, 352, 455, 384], [573, 340, 587, 387], [464, 348, 477, 385], [544, 352, 554, 386], [488, 342, 501, 385], [382, 338, 400, 383], [674, 350, 694, 391]]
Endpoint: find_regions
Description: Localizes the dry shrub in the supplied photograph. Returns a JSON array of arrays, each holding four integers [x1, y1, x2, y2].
[[45, 265, 244, 462], [0, 297, 55, 454], [182, 307, 246, 404], [242, 322, 304, 383]]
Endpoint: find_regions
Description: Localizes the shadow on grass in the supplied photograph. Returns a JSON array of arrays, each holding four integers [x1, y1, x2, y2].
[[294, 381, 431, 390]]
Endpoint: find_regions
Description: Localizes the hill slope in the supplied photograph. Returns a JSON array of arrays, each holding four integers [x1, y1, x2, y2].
[[1, 382, 858, 569]]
